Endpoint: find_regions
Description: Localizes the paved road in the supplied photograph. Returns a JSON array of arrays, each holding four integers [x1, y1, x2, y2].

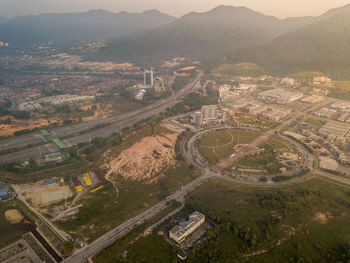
[[0, 73, 202, 165]]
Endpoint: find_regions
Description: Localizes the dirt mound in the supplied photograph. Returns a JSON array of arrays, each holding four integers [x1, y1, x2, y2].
[[102, 133, 178, 182], [5, 209, 24, 224]]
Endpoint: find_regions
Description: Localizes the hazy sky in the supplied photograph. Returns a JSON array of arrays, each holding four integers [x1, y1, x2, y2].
[[1, 0, 350, 18]]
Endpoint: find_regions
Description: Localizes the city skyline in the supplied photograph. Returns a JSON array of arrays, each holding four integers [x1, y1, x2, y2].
[[1, 0, 350, 18]]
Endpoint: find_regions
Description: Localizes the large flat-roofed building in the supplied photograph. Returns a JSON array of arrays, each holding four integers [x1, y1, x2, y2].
[[257, 88, 303, 104], [201, 105, 217, 122], [169, 211, 205, 243]]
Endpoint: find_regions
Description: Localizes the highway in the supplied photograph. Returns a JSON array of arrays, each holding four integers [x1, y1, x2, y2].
[[0, 73, 202, 165]]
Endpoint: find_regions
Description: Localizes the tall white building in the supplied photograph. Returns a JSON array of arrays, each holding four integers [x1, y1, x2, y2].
[[219, 85, 230, 98], [144, 69, 154, 87]]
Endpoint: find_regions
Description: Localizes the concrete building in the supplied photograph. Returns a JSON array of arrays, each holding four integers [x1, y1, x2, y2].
[[301, 95, 324, 104], [219, 85, 230, 98], [233, 84, 256, 93], [201, 105, 217, 122], [169, 211, 205, 243], [281, 78, 296, 86], [191, 111, 202, 125], [313, 76, 332, 85], [144, 69, 154, 87], [257, 88, 303, 104]]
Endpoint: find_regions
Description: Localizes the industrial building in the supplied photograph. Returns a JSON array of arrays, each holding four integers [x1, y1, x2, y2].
[[44, 152, 69, 163], [313, 108, 336, 118], [144, 69, 154, 87], [257, 88, 303, 104], [169, 211, 205, 243], [0, 182, 10, 200], [319, 120, 350, 144], [301, 95, 324, 104]]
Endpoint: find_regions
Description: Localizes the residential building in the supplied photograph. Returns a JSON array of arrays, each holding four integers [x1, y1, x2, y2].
[[219, 85, 230, 98]]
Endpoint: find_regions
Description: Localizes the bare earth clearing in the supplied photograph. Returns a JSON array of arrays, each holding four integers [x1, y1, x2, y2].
[[13, 181, 73, 208], [102, 133, 178, 183], [4, 209, 25, 224]]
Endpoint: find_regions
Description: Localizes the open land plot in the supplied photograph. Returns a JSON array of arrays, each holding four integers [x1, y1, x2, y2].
[[58, 164, 198, 242], [0, 201, 34, 248], [13, 181, 73, 208], [330, 81, 350, 100], [0, 159, 90, 184], [233, 113, 279, 129], [183, 178, 350, 263], [198, 130, 260, 165], [56, 124, 198, 242]]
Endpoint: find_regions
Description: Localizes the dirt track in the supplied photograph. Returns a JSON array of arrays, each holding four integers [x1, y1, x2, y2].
[[215, 135, 269, 170]]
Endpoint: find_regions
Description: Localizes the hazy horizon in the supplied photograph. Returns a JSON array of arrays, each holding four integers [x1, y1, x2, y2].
[[1, 0, 350, 19]]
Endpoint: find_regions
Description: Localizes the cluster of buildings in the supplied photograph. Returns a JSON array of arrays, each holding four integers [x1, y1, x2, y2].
[[319, 120, 350, 145], [257, 88, 303, 104], [0, 41, 9, 47], [231, 99, 291, 122], [134, 69, 159, 100], [191, 105, 230, 126], [169, 211, 205, 243], [313, 107, 337, 118], [313, 76, 333, 87], [18, 94, 95, 111]]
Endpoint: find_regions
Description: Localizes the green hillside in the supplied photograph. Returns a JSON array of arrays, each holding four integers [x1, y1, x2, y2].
[[92, 6, 312, 64], [228, 4, 350, 79]]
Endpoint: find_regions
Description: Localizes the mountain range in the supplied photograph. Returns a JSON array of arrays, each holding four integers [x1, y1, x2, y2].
[[93, 6, 313, 64], [0, 10, 176, 45], [2, 4, 350, 78], [227, 4, 350, 79]]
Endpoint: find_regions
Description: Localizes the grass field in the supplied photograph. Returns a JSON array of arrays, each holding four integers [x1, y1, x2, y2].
[[93, 201, 181, 263], [184, 178, 350, 262], [90, 177, 350, 262], [198, 130, 260, 165], [235, 137, 297, 174], [330, 81, 350, 100], [305, 118, 326, 127]]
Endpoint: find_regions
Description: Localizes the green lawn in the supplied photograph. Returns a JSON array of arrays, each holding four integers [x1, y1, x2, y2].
[[198, 130, 260, 165], [305, 118, 326, 127]]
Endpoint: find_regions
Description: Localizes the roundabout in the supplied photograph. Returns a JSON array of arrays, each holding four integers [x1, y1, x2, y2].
[[183, 126, 314, 184]]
